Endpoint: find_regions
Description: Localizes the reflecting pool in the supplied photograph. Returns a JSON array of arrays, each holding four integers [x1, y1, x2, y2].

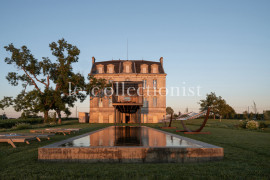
[[60, 126, 201, 148]]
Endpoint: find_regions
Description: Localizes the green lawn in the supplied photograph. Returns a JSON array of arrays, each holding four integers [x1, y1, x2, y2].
[[0, 120, 270, 179]]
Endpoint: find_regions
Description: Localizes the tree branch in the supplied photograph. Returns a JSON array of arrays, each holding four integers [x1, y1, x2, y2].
[[22, 68, 42, 94], [47, 75, 50, 88], [31, 71, 48, 87]]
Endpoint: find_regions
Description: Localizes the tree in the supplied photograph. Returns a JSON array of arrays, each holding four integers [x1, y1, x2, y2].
[[64, 108, 71, 118], [263, 110, 270, 120], [166, 107, 174, 127], [199, 92, 235, 121], [199, 92, 219, 119], [251, 101, 258, 120], [166, 107, 174, 115], [1, 39, 107, 123], [0, 112, 8, 120], [243, 111, 249, 120], [216, 98, 235, 121]]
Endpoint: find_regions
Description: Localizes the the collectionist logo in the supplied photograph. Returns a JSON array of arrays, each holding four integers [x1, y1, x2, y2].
[[68, 81, 202, 98]]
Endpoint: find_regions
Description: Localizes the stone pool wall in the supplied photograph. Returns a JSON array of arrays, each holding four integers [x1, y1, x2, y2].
[[38, 126, 224, 163]]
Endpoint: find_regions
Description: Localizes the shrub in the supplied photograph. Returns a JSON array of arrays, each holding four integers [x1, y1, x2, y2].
[[48, 112, 57, 123], [12, 123, 31, 130], [259, 122, 268, 129], [0, 118, 43, 129], [263, 110, 270, 120], [246, 120, 259, 130], [238, 120, 248, 128]]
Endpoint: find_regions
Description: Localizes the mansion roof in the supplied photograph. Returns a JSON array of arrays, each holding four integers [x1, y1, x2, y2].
[[90, 58, 165, 75]]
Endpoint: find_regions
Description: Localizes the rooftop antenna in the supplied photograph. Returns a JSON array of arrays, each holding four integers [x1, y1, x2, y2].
[[127, 39, 128, 60]]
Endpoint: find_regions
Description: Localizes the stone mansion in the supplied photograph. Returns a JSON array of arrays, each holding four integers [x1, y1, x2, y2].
[[89, 57, 166, 123]]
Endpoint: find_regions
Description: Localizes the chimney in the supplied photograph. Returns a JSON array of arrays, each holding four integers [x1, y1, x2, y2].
[[92, 56, 95, 64], [159, 57, 163, 66]]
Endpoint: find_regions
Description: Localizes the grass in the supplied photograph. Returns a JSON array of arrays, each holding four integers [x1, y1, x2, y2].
[[0, 119, 270, 179]]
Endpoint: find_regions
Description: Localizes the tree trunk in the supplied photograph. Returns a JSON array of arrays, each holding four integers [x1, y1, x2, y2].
[[44, 110, 49, 123], [214, 114, 216, 120], [169, 113, 173, 127], [219, 116, 222, 122], [57, 110, 62, 124]]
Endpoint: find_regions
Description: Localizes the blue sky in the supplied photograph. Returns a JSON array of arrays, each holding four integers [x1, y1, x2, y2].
[[0, 0, 270, 117]]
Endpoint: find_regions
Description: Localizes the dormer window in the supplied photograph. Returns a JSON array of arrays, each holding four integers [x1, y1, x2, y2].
[[98, 67, 102, 73], [126, 65, 130, 73], [140, 64, 148, 73], [151, 64, 159, 73], [96, 64, 104, 74], [107, 64, 115, 74], [142, 67, 146, 73], [123, 61, 132, 73]]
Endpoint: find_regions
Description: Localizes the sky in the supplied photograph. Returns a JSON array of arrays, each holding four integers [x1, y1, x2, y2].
[[0, 0, 270, 118]]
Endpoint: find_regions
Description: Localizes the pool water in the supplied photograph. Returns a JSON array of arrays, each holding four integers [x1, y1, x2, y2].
[[60, 126, 202, 148]]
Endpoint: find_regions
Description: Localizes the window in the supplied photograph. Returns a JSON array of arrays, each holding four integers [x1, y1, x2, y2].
[[109, 98, 112, 107], [96, 65, 104, 73], [151, 64, 159, 73], [140, 64, 148, 73], [123, 62, 132, 73], [153, 79, 157, 89], [107, 64, 114, 73], [143, 67, 146, 73], [153, 97, 157, 107], [126, 65, 130, 73], [143, 80, 147, 89], [143, 98, 148, 107], [98, 98, 103, 107], [98, 67, 102, 73], [109, 67, 113, 73]]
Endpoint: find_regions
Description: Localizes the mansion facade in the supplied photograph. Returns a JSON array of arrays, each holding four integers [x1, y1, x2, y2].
[[89, 57, 166, 123]]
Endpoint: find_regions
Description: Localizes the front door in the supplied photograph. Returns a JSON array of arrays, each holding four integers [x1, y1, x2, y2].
[[126, 115, 130, 123]]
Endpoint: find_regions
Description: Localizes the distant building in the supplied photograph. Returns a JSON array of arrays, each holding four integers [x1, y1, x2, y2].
[[89, 57, 166, 123]]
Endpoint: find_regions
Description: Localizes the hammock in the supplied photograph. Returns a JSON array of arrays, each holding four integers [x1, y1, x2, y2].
[[176, 107, 210, 133], [176, 110, 207, 120]]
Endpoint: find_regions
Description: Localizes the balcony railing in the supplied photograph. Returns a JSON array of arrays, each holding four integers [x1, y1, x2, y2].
[[112, 81, 143, 105]]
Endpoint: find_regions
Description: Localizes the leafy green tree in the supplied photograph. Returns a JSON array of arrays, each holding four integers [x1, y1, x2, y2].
[[1, 39, 107, 123], [263, 110, 270, 120], [166, 107, 174, 115], [199, 92, 219, 119], [216, 97, 235, 121], [0, 112, 8, 120], [199, 92, 235, 120], [166, 107, 174, 127], [64, 108, 71, 118], [243, 111, 249, 120]]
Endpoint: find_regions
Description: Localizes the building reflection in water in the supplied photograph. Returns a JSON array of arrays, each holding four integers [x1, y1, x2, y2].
[[60, 126, 201, 147]]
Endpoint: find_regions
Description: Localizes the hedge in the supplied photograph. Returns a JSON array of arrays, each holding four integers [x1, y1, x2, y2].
[[0, 118, 44, 129]]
